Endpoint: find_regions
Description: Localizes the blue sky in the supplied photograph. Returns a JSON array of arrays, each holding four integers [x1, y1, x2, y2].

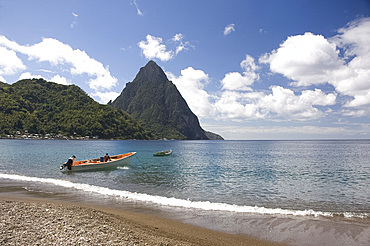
[[1, 0, 370, 140]]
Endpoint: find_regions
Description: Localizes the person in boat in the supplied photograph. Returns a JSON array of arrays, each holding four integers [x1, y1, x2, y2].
[[65, 155, 76, 170], [103, 153, 111, 162]]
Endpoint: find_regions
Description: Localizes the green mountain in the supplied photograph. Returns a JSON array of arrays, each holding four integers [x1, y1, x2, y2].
[[0, 79, 151, 139], [111, 61, 223, 140]]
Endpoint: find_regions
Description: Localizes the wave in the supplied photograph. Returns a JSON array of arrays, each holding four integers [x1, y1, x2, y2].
[[0, 173, 368, 219], [116, 166, 130, 170]]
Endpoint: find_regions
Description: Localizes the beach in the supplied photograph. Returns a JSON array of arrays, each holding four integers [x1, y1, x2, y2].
[[0, 195, 283, 246]]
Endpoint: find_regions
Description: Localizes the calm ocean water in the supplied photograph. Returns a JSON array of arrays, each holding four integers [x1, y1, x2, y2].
[[1, 139, 369, 245]]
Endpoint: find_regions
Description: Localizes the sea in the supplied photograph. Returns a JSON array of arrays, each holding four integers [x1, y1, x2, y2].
[[0, 139, 369, 245]]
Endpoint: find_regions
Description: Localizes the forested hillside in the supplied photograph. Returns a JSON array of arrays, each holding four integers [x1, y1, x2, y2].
[[0, 79, 152, 139]]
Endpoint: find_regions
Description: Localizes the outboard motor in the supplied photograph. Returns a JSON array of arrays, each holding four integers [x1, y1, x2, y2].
[[60, 162, 67, 171]]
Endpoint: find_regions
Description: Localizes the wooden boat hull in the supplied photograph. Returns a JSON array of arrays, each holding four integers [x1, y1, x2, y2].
[[60, 152, 136, 172]]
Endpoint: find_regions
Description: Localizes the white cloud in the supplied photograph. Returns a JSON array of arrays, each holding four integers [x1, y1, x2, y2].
[[258, 86, 336, 120], [331, 17, 370, 111], [224, 24, 235, 36], [221, 55, 259, 91], [0, 46, 26, 75], [172, 33, 183, 42], [260, 32, 343, 86], [51, 74, 69, 85], [221, 72, 254, 91], [215, 86, 336, 121], [172, 33, 190, 55], [91, 91, 120, 104], [166, 53, 336, 122], [175, 43, 186, 55], [132, 0, 143, 16], [335, 18, 370, 59], [167, 63, 336, 122], [18, 72, 69, 87], [203, 124, 351, 140], [167, 67, 215, 118], [0, 35, 119, 104], [71, 12, 78, 28], [0, 36, 117, 91], [214, 90, 261, 120], [138, 34, 190, 61], [138, 35, 174, 61], [260, 17, 370, 116], [18, 73, 69, 85], [18, 72, 44, 80]]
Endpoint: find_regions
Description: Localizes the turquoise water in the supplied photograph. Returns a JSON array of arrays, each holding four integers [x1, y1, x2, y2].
[[1, 139, 369, 245]]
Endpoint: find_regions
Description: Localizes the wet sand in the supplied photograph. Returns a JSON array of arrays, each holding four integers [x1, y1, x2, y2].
[[0, 195, 284, 246]]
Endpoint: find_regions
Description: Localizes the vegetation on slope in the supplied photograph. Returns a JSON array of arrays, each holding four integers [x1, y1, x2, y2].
[[0, 79, 152, 139]]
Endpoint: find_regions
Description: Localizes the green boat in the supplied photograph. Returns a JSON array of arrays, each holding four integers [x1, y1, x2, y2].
[[153, 149, 172, 156]]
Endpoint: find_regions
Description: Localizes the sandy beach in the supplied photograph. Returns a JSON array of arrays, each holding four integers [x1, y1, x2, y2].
[[0, 195, 284, 246]]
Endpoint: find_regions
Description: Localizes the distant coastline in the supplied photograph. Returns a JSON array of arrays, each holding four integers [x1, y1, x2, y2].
[[0, 134, 222, 141], [1, 131, 99, 140], [1, 130, 224, 140]]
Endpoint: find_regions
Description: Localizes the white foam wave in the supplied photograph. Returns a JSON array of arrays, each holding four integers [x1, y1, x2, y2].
[[116, 166, 130, 170], [0, 173, 367, 219]]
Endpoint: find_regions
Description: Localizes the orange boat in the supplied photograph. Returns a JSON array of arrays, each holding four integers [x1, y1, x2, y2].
[[60, 152, 136, 172]]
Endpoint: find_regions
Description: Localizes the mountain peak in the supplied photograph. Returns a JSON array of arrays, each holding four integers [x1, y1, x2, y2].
[[145, 60, 159, 68], [112, 61, 210, 140], [134, 60, 167, 85]]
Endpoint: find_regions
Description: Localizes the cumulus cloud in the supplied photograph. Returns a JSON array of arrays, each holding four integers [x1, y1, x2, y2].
[[335, 17, 370, 59], [224, 24, 235, 36], [165, 48, 338, 121], [18, 72, 43, 80], [260, 32, 343, 86], [91, 91, 120, 104], [167, 58, 336, 122], [146, 17, 370, 123], [258, 86, 336, 119], [0, 35, 119, 104], [18, 72, 69, 85], [18, 72, 116, 104], [138, 35, 173, 61], [331, 18, 370, 110], [51, 74, 70, 85], [221, 55, 259, 91], [0, 35, 117, 91], [0, 46, 26, 77], [138, 34, 190, 61], [260, 17, 370, 116], [167, 67, 215, 118], [214, 86, 336, 121], [214, 90, 260, 120]]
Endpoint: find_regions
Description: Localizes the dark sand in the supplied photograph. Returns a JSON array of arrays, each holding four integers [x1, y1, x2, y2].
[[0, 195, 285, 246]]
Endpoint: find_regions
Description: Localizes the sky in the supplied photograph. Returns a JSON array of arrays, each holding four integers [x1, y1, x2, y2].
[[0, 0, 370, 140]]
